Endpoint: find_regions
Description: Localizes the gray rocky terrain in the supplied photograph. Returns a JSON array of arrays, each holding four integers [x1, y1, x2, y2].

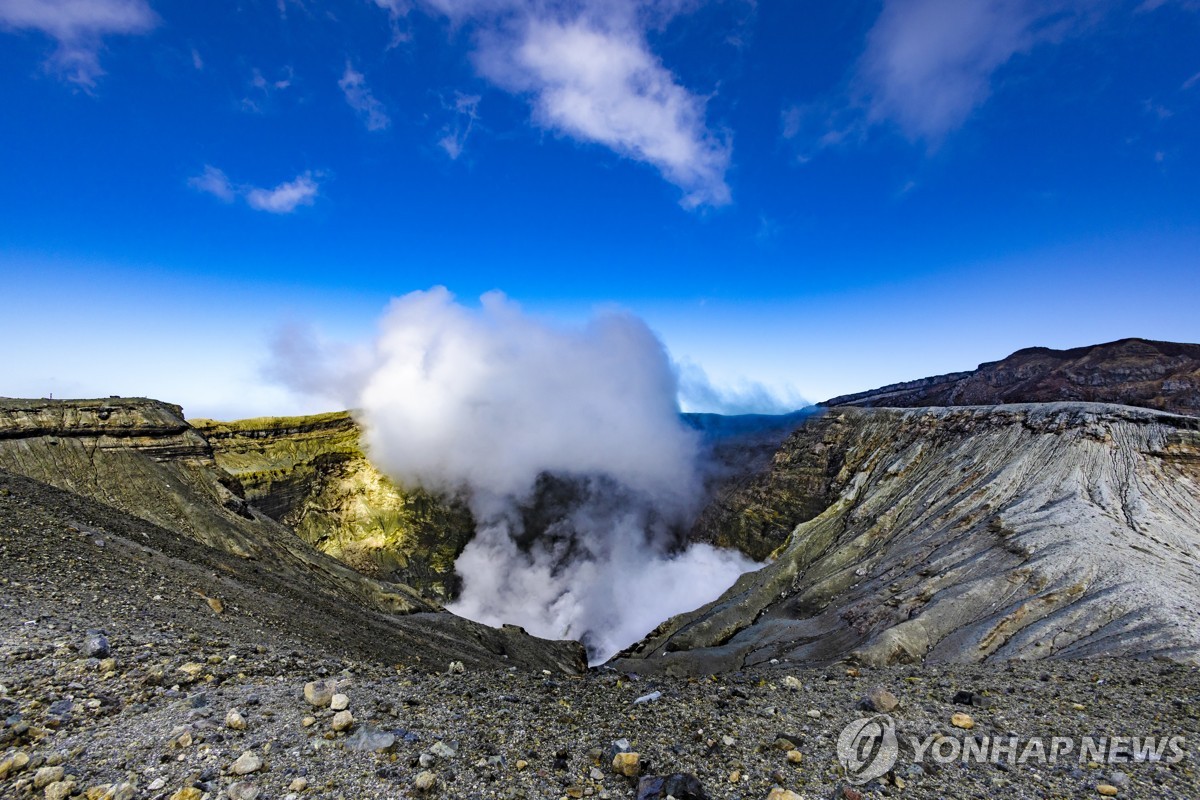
[[622, 404, 1200, 676]]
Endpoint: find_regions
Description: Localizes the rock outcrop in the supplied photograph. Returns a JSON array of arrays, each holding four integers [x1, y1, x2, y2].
[[823, 338, 1200, 416], [0, 398, 586, 673], [614, 403, 1200, 674], [193, 413, 472, 600]]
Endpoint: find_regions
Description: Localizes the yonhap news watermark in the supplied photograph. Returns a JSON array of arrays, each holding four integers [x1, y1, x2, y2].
[[837, 714, 1189, 785]]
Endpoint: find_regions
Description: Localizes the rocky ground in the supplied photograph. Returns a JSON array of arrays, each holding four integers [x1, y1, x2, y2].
[[3, 471, 1200, 800]]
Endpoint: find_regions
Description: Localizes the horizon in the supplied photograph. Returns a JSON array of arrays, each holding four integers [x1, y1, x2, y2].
[[2, 0, 1198, 420]]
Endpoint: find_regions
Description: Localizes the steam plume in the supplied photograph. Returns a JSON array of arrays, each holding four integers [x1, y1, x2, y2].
[[271, 287, 760, 661]]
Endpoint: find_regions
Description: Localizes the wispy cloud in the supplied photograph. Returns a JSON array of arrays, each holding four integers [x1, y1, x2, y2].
[[1184, 71, 1200, 91], [785, 0, 1112, 153], [242, 66, 293, 113], [187, 165, 236, 203], [390, 0, 732, 208], [339, 62, 391, 131], [0, 0, 157, 86], [438, 92, 480, 159], [190, 166, 320, 214], [857, 0, 1081, 143]]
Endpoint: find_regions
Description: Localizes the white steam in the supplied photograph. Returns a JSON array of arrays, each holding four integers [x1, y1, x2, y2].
[[271, 287, 760, 662]]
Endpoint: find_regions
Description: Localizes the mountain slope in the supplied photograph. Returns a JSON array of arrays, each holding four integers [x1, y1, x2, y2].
[[0, 398, 586, 673], [614, 403, 1200, 674], [193, 413, 473, 600], [824, 338, 1200, 416]]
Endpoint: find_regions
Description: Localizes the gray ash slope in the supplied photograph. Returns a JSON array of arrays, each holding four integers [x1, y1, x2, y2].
[[3, 468, 1198, 799], [620, 403, 1200, 676]]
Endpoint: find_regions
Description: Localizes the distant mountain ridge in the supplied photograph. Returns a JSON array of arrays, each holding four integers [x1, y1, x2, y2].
[[823, 337, 1200, 416]]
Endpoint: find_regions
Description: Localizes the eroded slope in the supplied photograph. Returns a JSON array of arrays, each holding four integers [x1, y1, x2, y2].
[[0, 398, 586, 673], [615, 403, 1200, 674]]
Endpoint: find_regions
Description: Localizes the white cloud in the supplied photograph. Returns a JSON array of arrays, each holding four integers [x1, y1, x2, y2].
[[187, 165, 236, 203], [245, 173, 319, 213], [0, 0, 157, 85], [391, 0, 732, 207], [858, 0, 1071, 143], [339, 62, 391, 131], [438, 92, 480, 159], [1184, 71, 1200, 91], [189, 166, 320, 214]]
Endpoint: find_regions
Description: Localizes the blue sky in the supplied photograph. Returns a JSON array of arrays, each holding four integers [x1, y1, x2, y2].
[[1, 0, 1198, 419]]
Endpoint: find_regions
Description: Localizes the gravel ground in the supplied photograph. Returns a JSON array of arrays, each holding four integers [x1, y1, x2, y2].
[[2, 474, 1199, 800]]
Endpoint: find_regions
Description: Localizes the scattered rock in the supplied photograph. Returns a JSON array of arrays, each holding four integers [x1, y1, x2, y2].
[[230, 751, 263, 775], [303, 680, 336, 708], [177, 662, 205, 682], [786, 749, 803, 764], [168, 789, 202, 800], [515, 760, 528, 771], [330, 693, 350, 711], [1097, 786, 1119, 797], [765, 789, 803, 800], [206, 596, 225, 614], [289, 777, 308, 792], [634, 690, 662, 705], [429, 740, 457, 759], [33, 766, 65, 789], [636, 773, 709, 800], [331, 710, 354, 732], [226, 709, 247, 730], [414, 770, 437, 791], [45, 781, 76, 800], [950, 712, 974, 730], [447, 661, 465, 675], [343, 725, 396, 753], [227, 781, 260, 800], [613, 751, 641, 777], [782, 676, 802, 691], [83, 631, 109, 658], [860, 687, 899, 713]]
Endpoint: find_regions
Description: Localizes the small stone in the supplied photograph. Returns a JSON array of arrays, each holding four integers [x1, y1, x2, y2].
[[343, 725, 396, 753], [612, 751, 640, 777], [148, 779, 167, 791], [516, 760, 529, 772], [45, 781, 76, 800], [303, 679, 336, 708], [230, 751, 263, 775], [98, 658, 117, 674], [414, 770, 437, 791], [430, 741, 457, 759], [301, 716, 317, 727], [447, 661, 465, 675], [289, 778, 309, 792], [806, 709, 821, 718], [83, 631, 110, 658], [766, 790, 804, 800], [845, 668, 860, 678], [227, 781, 260, 800], [226, 709, 248, 730], [782, 676, 802, 691], [206, 597, 225, 614], [861, 687, 899, 713], [1097, 786, 1119, 797], [330, 693, 350, 711], [177, 662, 205, 681], [34, 766, 66, 789], [331, 710, 354, 732], [786, 749, 803, 764], [841, 788, 865, 800], [169, 790, 202, 800], [728, 771, 740, 783], [950, 712, 974, 730]]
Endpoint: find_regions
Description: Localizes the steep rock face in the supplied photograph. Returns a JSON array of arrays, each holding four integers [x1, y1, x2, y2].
[[613, 404, 1200, 674], [193, 413, 472, 600], [0, 398, 586, 673], [824, 338, 1200, 416]]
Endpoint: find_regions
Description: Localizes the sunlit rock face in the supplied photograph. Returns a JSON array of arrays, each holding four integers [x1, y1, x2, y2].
[[614, 403, 1200, 674], [194, 412, 474, 601]]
